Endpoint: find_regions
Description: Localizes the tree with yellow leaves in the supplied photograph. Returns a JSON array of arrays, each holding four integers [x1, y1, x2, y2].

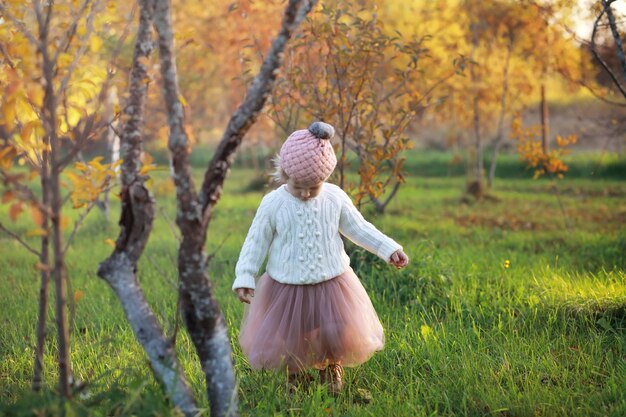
[[0, 0, 131, 399], [269, 0, 466, 212]]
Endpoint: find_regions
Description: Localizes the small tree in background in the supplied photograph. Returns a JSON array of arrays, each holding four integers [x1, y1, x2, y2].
[[510, 114, 577, 180], [459, 0, 587, 197], [269, 0, 465, 213], [0, 0, 129, 399], [510, 113, 577, 228]]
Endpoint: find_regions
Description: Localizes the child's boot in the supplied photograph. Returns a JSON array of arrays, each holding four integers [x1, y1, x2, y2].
[[319, 363, 344, 395]]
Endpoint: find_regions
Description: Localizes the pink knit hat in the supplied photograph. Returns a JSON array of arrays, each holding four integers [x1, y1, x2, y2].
[[280, 122, 337, 186]]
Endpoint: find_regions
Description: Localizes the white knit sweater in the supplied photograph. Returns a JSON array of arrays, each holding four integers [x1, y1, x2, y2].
[[232, 183, 402, 290]]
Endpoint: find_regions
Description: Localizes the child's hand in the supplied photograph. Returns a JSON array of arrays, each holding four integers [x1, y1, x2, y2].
[[389, 249, 409, 269], [236, 287, 255, 304]]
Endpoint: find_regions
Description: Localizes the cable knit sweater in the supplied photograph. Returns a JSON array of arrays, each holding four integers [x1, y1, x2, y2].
[[232, 183, 402, 290]]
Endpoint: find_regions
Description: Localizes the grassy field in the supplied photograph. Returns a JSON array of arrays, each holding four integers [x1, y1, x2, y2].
[[1, 151, 625, 416]]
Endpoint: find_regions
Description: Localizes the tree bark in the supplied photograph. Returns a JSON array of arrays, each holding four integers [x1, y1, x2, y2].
[[473, 98, 482, 181], [540, 83, 549, 154], [153, 1, 316, 416], [603, 0, 626, 83], [369, 181, 400, 214], [32, 150, 50, 392], [487, 42, 512, 188], [199, 0, 318, 213], [467, 35, 483, 197], [591, 1, 626, 99], [97, 1, 197, 415], [153, 1, 231, 414], [37, 1, 73, 398]]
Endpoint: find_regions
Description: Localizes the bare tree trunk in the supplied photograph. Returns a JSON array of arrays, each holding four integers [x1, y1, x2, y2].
[[467, 87, 484, 200], [540, 83, 549, 154], [603, 0, 626, 82], [153, 1, 233, 414], [153, 0, 316, 415], [466, 34, 483, 198], [38, 5, 72, 398], [50, 135, 72, 400], [369, 181, 400, 214], [339, 133, 346, 189], [97, 1, 197, 415], [487, 42, 512, 188], [32, 152, 50, 392]]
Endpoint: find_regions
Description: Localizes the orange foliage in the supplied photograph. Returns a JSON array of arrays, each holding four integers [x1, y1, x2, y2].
[[67, 158, 122, 209], [510, 114, 577, 179]]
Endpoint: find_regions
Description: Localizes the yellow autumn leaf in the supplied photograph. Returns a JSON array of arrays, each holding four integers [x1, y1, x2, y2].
[[139, 165, 157, 176], [2, 190, 15, 203], [89, 36, 103, 53], [104, 238, 116, 247], [141, 152, 153, 165], [72, 201, 87, 209], [9, 202, 23, 221], [27, 86, 44, 108], [0, 145, 17, 163], [2, 99, 16, 131], [66, 106, 83, 127], [75, 162, 88, 171], [20, 120, 41, 143], [26, 228, 48, 237], [74, 290, 85, 302], [60, 215, 70, 230], [66, 171, 82, 186], [30, 205, 44, 226], [89, 156, 104, 166], [58, 53, 73, 68], [179, 94, 188, 107], [76, 23, 87, 37]]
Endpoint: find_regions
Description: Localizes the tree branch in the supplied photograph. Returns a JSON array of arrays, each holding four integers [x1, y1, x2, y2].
[[56, 7, 135, 171], [57, 0, 99, 99], [0, 42, 15, 69], [97, 1, 198, 414], [0, 223, 41, 257], [51, 0, 92, 66], [153, 1, 317, 416], [591, 3, 626, 99], [62, 199, 96, 256], [199, 0, 319, 218], [602, 0, 626, 83], [0, 5, 41, 50]]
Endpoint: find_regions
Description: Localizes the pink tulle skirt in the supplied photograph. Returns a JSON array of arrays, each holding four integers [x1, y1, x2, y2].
[[238, 268, 384, 371]]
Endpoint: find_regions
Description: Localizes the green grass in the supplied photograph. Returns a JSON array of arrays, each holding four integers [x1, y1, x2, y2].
[[1, 153, 625, 416]]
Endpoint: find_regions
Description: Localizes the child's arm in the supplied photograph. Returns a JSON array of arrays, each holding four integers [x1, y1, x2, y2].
[[232, 195, 276, 294], [338, 191, 406, 265]]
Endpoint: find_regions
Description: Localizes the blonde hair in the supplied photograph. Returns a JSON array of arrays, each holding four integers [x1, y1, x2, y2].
[[271, 154, 289, 184]]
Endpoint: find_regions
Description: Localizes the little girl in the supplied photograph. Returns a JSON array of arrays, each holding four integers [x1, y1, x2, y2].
[[233, 121, 409, 394]]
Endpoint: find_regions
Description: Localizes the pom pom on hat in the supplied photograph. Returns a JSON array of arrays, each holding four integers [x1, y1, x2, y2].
[[308, 121, 335, 140], [280, 122, 338, 186]]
